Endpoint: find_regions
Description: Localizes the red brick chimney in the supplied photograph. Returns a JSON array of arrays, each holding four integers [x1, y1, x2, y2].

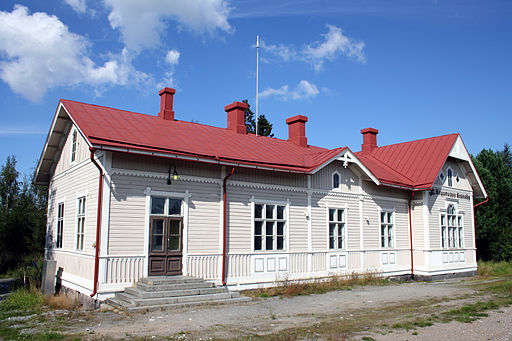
[[361, 128, 379, 154], [225, 101, 248, 134], [159, 87, 176, 120], [286, 115, 308, 147]]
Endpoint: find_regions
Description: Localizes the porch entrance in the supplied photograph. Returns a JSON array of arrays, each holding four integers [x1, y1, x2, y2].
[[148, 217, 183, 275]]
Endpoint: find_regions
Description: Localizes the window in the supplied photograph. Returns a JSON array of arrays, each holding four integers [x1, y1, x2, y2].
[[76, 197, 86, 250], [328, 208, 345, 249], [332, 172, 340, 189], [380, 211, 394, 248], [441, 204, 463, 248], [447, 168, 453, 187], [254, 203, 286, 251], [56, 202, 64, 248], [70, 130, 78, 163], [150, 197, 182, 216]]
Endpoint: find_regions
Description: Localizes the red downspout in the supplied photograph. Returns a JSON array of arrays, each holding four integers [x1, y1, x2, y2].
[[408, 191, 415, 279], [222, 167, 235, 286], [89, 149, 103, 298], [473, 198, 489, 208]]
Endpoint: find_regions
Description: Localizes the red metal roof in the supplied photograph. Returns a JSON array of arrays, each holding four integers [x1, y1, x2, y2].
[[355, 134, 459, 189], [56, 99, 460, 190], [61, 99, 346, 173]]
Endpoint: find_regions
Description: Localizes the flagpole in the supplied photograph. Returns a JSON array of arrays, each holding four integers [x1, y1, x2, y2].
[[256, 35, 259, 136]]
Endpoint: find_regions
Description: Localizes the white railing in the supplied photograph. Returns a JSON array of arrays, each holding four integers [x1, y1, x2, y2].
[[106, 256, 145, 284], [187, 255, 219, 280]]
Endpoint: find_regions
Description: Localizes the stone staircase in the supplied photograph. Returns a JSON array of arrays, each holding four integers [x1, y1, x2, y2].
[[106, 276, 251, 312]]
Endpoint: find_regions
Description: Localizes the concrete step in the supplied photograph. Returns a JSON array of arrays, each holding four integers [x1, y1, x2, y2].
[[135, 281, 214, 292], [112, 296, 252, 313], [141, 276, 204, 285], [124, 286, 228, 299], [117, 292, 236, 307]]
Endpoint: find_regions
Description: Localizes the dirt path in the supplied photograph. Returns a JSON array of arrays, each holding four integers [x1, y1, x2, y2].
[[366, 305, 512, 341], [77, 279, 490, 339]]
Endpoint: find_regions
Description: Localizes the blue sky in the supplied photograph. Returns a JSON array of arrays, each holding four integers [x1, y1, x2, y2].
[[0, 0, 511, 178]]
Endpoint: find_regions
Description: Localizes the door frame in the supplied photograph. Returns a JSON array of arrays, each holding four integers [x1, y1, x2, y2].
[[143, 188, 190, 277]]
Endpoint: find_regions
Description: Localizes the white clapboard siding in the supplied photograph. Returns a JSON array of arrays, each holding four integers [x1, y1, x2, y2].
[[53, 251, 95, 281], [53, 123, 90, 177], [111, 153, 220, 179], [109, 174, 222, 255], [231, 167, 307, 188], [411, 200, 425, 249], [311, 161, 361, 193]]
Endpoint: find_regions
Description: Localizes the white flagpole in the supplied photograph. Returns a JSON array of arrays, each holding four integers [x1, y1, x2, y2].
[[256, 35, 259, 136]]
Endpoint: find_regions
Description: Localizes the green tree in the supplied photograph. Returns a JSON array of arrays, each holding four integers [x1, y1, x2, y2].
[[473, 146, 512, 261], [0, 156, 47, 275], [242, 99, 274, 137]]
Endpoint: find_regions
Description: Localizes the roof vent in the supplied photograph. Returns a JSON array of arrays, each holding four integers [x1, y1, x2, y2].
[[159, 87, 176, 120], [225, 101, 248, 134], [361, 127, 379, 154], [286, 115, 308, 147]]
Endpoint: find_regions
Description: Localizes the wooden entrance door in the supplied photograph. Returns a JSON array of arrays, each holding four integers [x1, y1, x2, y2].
[[148, 217, 183, 275]]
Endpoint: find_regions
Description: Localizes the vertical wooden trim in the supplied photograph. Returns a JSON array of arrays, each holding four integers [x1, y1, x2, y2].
[[307, 175, 312, 272], [143, 187, 151, 277], [99, 152, 112, 284], [359, 197, 364, 270], [182, 191, 190, 276]]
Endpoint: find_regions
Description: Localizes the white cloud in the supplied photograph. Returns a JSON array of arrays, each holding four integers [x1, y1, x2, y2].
[[260, 80, 321, 101], [158, 49, 180, 89], [165, 49, 180, 65], [0, 5, 150, 102], [103, 0, 233, 51], [262, 25, 366, 71], [64, 0, 87, 14]]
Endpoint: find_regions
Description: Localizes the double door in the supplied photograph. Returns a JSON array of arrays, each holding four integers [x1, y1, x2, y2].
[[148, 217, 183, 275]]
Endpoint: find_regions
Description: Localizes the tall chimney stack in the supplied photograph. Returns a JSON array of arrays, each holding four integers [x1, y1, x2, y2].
[[225, 101, 248, 134], [361, 128, 379, 154], [286, 115, 308, 147], [159, 87, 176, 120]]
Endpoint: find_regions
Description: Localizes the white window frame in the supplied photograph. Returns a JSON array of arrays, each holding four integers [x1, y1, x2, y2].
[[380, 209, 395, 248], [150, 196, 184, 218], [56, 201, 64, 249], [332, 171, 341, 190], [70, 129, 78, 164], [251, 199, 289, 252], [441, 203, 463, 249], [75, 195, 86, 251], [327, 207, 346, 250]]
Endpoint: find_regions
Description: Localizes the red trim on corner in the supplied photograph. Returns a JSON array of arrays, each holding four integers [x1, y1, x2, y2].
[[222, 167, 235, 286], [89, 149, 103, 298]]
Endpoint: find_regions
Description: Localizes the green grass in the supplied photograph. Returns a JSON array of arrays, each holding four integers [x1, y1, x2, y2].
[[0, 288, 43, 316], [477, 261, 512, 277]]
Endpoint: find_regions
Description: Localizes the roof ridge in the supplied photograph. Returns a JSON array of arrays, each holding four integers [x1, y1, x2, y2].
[[376, 133, 459, 150]]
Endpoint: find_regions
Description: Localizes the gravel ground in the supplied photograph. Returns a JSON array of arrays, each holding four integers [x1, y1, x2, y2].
[[82, 279, 487, 339], [366, 305, 512, 341]]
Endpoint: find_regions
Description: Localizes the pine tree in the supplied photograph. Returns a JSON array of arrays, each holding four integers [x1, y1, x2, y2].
[[242, 99, 274, 137]]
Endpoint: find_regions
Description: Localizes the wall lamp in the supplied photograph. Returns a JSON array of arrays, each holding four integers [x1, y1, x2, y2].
[[167, 163, 179, 185]]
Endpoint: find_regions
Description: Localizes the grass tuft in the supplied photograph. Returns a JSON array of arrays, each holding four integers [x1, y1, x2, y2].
[[243, 272, 389, 298], [0, 287, 43, 314], [477, 261, 512, 277], [44, 293, 81, 310]]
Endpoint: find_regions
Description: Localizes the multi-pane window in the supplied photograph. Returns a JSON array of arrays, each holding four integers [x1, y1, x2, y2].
[[56, 202, 64, 248], [380, 211, 394, 248], [447, 168, 453, 187], [254, 203, 286, 251], [328, 208, 345, 249], [71, 130, 77, 163], [151, 197, 182, 216], [441, 204, 463, 248], [76, 197, 86, 250], [332, 172, 340, 189]]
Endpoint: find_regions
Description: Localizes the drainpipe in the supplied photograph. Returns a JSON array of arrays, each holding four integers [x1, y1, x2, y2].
[[222, 167, 235, 286], [408, 191, 415, 279], [473, 198, 489, 208], [89, 148, 103, 298]]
